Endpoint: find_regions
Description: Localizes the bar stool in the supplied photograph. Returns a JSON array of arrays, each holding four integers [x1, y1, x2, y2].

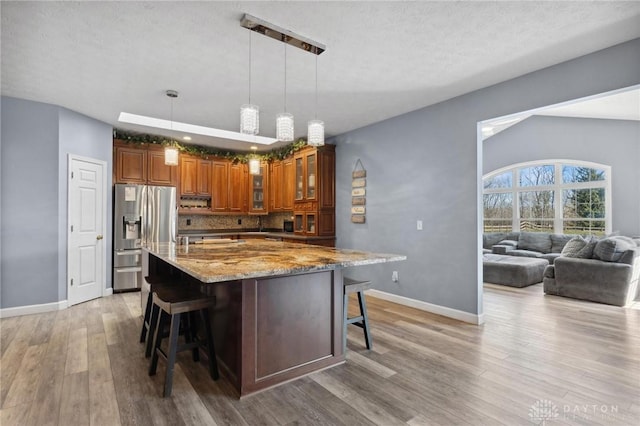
[[140, 276, 175, 357], [148, 283, 219, 397], [343, 277, 373, 351]]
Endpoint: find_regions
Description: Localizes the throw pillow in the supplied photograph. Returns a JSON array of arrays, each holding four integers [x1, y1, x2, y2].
[[593, 236, 636, 262], [576, 241, 597, 259], [560, 236, 587, 257], [518, 232, 552, 253]]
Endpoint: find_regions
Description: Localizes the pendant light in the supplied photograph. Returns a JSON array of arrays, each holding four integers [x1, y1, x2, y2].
[[276, 40, 294, 141], [164, 90, 179, 166], [307, 53, 324, 146], [248, 146, 261, 175], [240, 30, 259, 135]]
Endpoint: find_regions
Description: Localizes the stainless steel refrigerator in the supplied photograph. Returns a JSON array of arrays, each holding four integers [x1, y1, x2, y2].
[[113, 184, 177, 291]]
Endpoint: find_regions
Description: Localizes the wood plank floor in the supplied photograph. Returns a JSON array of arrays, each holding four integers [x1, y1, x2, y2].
[[1, 283, 639, 425]]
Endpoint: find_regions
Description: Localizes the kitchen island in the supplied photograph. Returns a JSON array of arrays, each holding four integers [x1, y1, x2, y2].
[[143, 240, 405, 397]]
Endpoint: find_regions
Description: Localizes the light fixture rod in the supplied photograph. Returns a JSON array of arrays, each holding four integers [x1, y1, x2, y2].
[[241, 13, 326, 55]]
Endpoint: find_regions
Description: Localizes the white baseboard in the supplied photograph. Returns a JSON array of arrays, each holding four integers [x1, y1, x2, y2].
[[366, 289, 484, 325], [0, 300, 68, 319], [104, 287, 113, 296]]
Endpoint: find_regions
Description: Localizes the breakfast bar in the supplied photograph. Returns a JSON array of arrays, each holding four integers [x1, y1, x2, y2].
[[143, 240, 405, 397]]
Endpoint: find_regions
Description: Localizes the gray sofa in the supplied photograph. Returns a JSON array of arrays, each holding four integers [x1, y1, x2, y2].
[[483, 231, 574, 264], [543, 236, 640, 306]]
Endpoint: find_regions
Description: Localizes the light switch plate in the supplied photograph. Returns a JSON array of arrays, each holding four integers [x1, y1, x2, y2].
[[417, 220, 423, 230]]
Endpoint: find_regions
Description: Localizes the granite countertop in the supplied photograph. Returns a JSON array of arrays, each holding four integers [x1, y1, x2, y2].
[[144, 240, 406, 283]]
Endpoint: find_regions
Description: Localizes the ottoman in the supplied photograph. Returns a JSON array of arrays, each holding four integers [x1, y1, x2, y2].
[[483, 254, 548, 287]]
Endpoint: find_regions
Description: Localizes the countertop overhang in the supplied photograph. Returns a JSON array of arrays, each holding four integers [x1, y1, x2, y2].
[[144, 240, 406, 283]]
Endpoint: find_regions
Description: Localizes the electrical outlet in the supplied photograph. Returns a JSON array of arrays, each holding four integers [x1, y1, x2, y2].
[[417, 220, 423, 230], [392, 271, 399, 282], [186, 219, 191, 226], [238, 219, 242, 225]]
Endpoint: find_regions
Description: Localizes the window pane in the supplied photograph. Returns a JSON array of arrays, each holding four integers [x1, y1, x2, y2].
[[519, 190, 554, 219], [563, 220, 605, 236], [483, 220, 512, 233], [519, 165, 554, 187], [519, 219, 554, 232], [483, 193, 512, 219], [484, 171, 512, 189], [564, 188, 606, 219], [562, 165, 606, 183]]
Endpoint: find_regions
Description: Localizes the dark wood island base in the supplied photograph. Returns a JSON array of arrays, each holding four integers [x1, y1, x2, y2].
[[147, 254, 345, 397], [143, 240, 405, 397]]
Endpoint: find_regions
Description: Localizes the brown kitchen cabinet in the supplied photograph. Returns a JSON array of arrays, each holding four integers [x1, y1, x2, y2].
[[211, 160, 247, 214], [248, 162, 268, 214], [229, 163, 247, 213], [114, 141, 177, 186], [180, 156, 211, 196], [293, 145, 335, 236], [269, 160, 283, 212], [115, 145, 146, 184], [269, 158, 294, 212]]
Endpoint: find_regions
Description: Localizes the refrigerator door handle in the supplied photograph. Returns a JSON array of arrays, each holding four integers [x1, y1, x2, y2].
[[115, 266, 142, 273], [115, 250, 142, 256]]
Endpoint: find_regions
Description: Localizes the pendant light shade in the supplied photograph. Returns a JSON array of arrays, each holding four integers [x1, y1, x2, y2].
[[276, 113, 294, 141], [248, 146, 260, 175], [240, 104, 259, 135], [164, 146, 179, 166], [249, 157, 261, 175], [307, 120, 324, 146]]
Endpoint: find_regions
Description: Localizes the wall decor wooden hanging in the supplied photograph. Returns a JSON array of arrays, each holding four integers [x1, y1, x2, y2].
[[351, 159, 366, 224]]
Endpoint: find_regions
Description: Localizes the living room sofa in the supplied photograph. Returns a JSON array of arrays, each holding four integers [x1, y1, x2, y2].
[[543, 236, 640, 306], [483, 231, 574, 264]]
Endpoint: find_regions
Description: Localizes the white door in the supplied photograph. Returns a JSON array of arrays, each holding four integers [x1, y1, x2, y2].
[[68, 155, 106, 306]]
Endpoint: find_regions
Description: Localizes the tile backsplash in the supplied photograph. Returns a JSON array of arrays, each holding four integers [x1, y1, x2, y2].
[[178, 212, 294, 232]]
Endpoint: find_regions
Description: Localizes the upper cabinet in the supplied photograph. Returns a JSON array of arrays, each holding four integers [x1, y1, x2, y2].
[[114, 141, 177, 186], [211, 160, 247, 214], [293, 145, 335, 236], [180, 156, 211, 196], [113, 140, 334, 225]]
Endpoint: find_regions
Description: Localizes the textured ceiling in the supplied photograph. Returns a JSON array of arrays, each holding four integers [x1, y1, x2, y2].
[[2, 1, 639, 151]]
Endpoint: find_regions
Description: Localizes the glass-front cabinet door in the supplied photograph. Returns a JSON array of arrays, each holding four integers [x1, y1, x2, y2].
[[295, 157, 304, 200], [306, 152, 316, 200], [293, 212, 317, 236], [249, 163, 268, 214], [294, 213, 304, 233]]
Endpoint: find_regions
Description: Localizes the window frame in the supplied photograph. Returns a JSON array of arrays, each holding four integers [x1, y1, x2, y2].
[[483, 159, 611, 235]]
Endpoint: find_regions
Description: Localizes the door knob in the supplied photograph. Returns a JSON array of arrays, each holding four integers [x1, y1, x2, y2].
[[96, 235, 104, 240]]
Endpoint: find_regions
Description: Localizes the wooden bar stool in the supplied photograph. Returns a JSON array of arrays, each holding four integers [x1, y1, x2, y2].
[[343, 277, 373, 351], [148, 284, 219, 397], [140, 276, 176, 358]]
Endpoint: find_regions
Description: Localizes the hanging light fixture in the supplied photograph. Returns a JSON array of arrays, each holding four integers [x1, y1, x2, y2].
[[276, 40, 294, 141], [248, 146, 261, 175], [164, 90, 179, 166], [240, 30, 259, 135], [307, 53, 324, 146]]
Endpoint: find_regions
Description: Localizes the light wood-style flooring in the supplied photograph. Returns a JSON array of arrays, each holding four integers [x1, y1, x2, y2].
[[1, 283, 639, 425]]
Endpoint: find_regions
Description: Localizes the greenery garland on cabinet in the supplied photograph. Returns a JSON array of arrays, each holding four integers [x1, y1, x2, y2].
[[113, 129, 309, 163]]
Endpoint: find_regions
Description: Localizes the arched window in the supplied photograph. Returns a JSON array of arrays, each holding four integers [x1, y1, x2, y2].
[[483, 160, 611, 235]]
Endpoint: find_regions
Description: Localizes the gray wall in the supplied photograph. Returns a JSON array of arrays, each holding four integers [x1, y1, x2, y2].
[[58, 107, 113, 301], [333, 38, 640, 317], [1, 96, 113, 309], [483, 115, 640, 237], [1, 97, 60, 308]]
